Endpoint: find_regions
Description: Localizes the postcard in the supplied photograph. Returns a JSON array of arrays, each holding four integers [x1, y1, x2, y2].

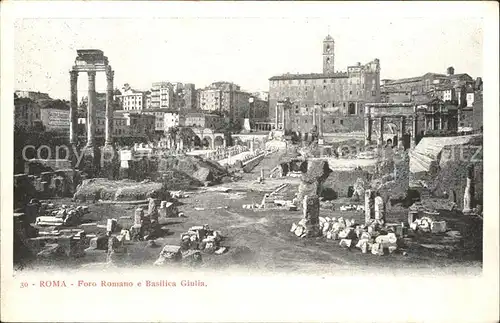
[[1, 1, 498, 322]]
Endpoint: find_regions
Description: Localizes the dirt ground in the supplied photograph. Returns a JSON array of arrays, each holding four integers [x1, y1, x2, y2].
[[18, 152, 483, 275]]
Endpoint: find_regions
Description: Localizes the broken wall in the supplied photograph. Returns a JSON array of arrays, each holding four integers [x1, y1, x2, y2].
[[323, 169, 371, 198]]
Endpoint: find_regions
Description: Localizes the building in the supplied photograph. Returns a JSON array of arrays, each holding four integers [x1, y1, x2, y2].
[[14, 97, 41, 129], [151, 82, 174, 109], [198, 82, 270, 123], [117, 84, 148, 111], [268, 35, 381, 134], [185, 112, 224, 130], [79, 110, 156, 139], [253, 91, 269, 102], [80, 92, 107, 112], [472, 90, 483, 130], [15, 90, 51, 101], [145, 91, 152, 109], [140, 108, 183, 133], [38, 99, 70, 132], [466, 86, 475, 108], [183, 83, 197, 110], [381, 90, 412, 103], [381, 67, 474, 98], [251, 97, 269, 121]]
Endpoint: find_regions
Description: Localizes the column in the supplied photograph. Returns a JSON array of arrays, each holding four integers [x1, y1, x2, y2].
[[282, 106, 286, 131], [312, 105, 317, 127], [105, 67, 114, 146], [318, 105, 323, 137], [377, 117, 384, 147], [398, 116, 406, 149], [462, 164, 475, 213], [69, 70, 79, 145], [411, 115, 418, 148], [364, 115, 372, 146], [364, 189, 372, 224], [439, 114, 444, 130], [86, 71, 97, 147], [275, 104, 279, 129], [423, 115, 428, 133]]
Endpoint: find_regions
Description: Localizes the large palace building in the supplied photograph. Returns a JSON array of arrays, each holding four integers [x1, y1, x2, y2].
[[268, 35, 381, 134]]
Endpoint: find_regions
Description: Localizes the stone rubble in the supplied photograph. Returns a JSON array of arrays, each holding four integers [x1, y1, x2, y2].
[[154, 224, 226, 266], [34, 202, 90, 227]]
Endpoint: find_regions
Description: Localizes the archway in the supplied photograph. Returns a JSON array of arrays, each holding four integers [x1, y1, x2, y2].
[[193, 135, 202, 148], [214, 135, 224, 148], [202, 136, 213, 149]]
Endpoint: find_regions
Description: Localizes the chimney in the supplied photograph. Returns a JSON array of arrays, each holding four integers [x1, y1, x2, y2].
[[446, 66, 455, 76]]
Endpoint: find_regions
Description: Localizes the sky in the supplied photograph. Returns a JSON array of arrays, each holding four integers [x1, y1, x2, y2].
[[14, 17, 483, 101]]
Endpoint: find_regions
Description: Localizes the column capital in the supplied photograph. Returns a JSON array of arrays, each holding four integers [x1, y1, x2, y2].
[[87, 70, 96, 78], [70, 70, 79, 79]]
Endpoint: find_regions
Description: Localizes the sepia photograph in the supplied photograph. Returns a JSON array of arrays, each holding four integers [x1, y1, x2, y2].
[[2, 1, 498, 322]]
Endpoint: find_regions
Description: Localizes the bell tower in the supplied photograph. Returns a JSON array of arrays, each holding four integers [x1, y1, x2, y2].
[[323, 34, 335, 74]]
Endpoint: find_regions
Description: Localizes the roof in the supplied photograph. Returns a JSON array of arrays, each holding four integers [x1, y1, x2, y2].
[[186, 112, 221, 118], [38, 99, 70, 110], [141, 108, 179, 114], [269, 72, 348, 81], [385, 72, 448, 86], [449, 73, 473, 81]]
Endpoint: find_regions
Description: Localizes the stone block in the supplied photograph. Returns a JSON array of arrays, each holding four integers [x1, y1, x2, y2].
[[339, 239, 352, 248]]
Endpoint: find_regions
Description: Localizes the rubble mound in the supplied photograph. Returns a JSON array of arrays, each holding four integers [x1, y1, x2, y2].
[[158, 155, 231, 186], [73, 179, 171, 202], [158, 169, 202, 190]]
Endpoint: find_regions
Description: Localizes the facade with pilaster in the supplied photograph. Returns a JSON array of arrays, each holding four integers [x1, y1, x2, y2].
[[268, 35, 381, 135]]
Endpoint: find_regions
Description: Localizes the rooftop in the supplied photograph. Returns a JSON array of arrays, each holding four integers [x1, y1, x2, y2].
[[269, 72, 348, 81]]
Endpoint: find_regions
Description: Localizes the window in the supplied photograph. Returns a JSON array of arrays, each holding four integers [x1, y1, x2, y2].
[[340, 120, 344, 125], [323, 86, 327, 90], [305, 120, 308, 124], [323, 79, 327, 83], [332, 119, 335, 124]]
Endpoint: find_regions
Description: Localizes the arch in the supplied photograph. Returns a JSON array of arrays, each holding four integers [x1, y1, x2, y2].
[[202, 136, 213, 149], [348, 102, 356, 115], [214, 135, 225, 148], [193, 135, 202, 147]]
